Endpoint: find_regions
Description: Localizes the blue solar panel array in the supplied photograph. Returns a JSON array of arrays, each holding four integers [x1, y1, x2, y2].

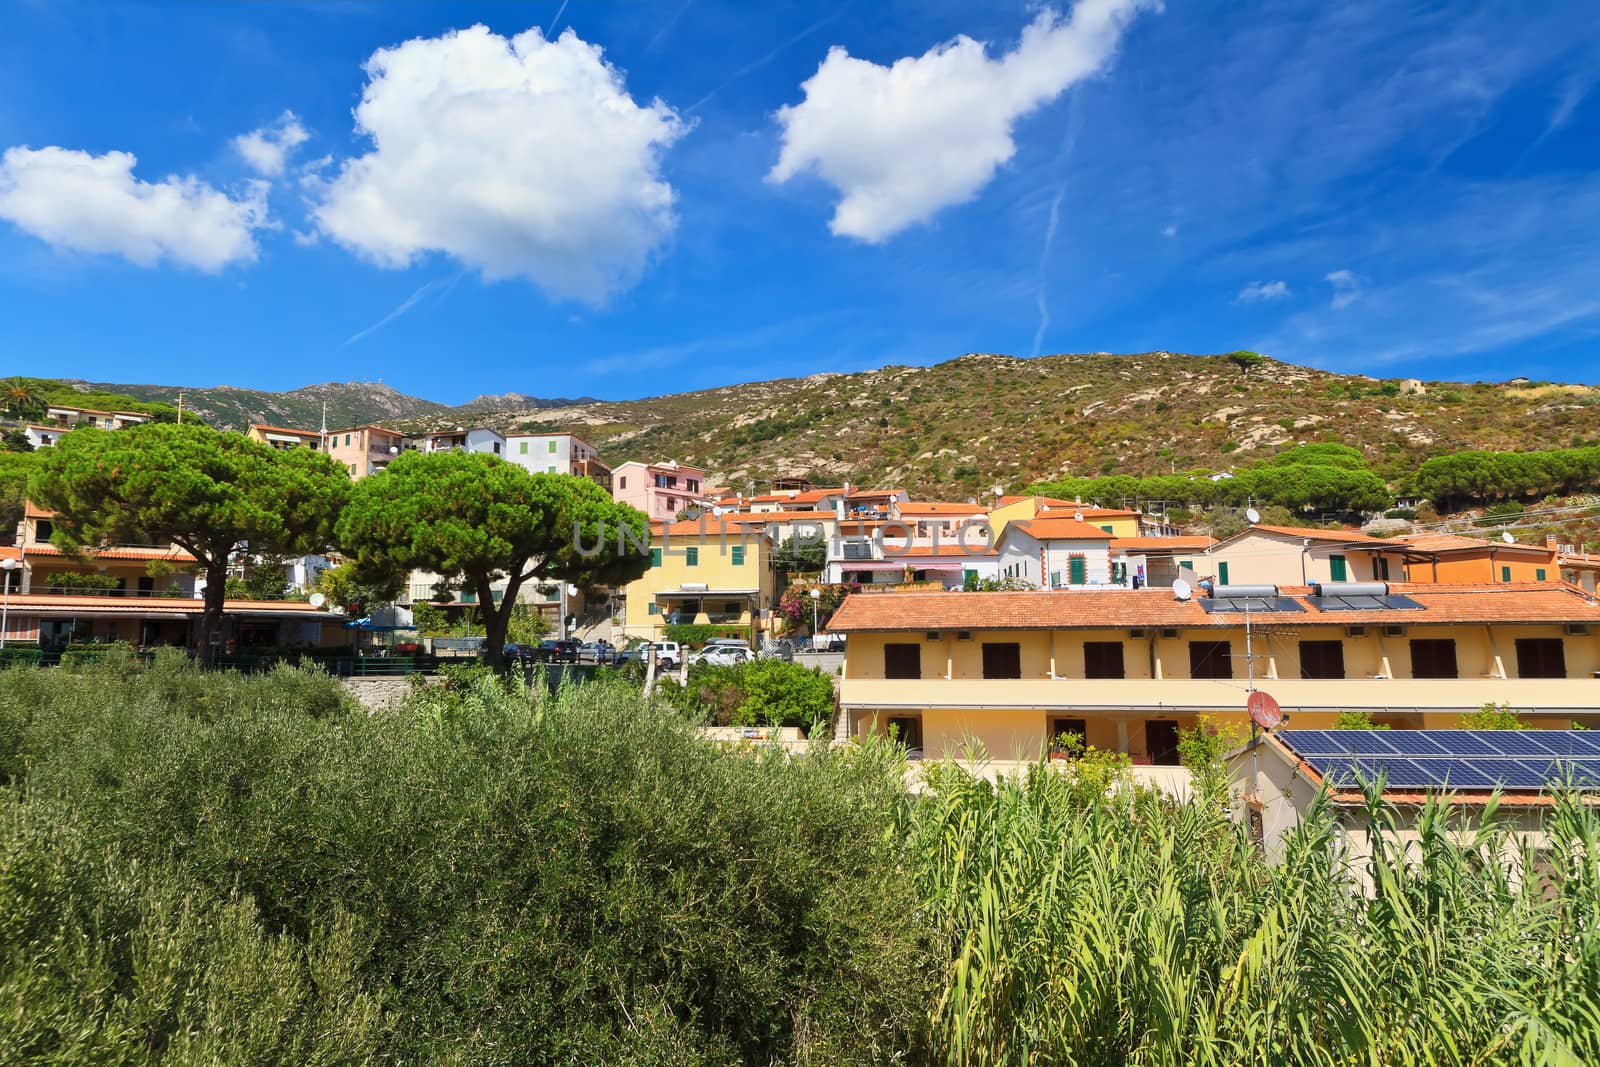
[[1199, 596, 1305, 614], [1306, 593, 1426, 612], [1277, 730, 1600, 791]]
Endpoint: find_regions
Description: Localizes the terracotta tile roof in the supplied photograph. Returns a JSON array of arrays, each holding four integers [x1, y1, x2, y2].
[[19, 543, 195, 562], [1110, 536, 1216, 551], [1244, 524, 1387, 544], [897, 501, 988, 515], [1388, 533, 1553, 555], [724, 510, 836, 523], [1003, 516, 1116, 541], [0, 592, 341, 614], [828, 582, 1600, 632]]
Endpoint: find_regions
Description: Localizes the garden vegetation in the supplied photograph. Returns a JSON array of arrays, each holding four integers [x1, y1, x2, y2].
[[2, 659, 1597, 1064]]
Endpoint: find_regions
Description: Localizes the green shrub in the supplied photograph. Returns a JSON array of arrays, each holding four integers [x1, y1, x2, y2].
[[43, 570, 121, 593], [1460, 702, 1527, 730], [1333, 710, 1390, 729]]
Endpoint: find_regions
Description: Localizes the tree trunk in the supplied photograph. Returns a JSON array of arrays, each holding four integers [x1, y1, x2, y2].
[[481, 573, 529, 670], [196, 559, 228, 666]]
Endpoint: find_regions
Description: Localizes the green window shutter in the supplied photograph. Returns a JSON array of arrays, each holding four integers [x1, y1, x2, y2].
[[1100, 525, 1114, 534], [650, 547, 662, 568], [1536, 568, 1547, 581], [1218, 561, 1230, 585], [648, 603, 660, 615], [1049, 570, 1061, 588], [519, 442, 528, 454], [1068, 556, 1087, 585], [1501, 565, 1511, 582], [1377, 557, 1390, 580], [1329, 555, 1347, 581], [686, 547, 699, 567], [549, 441, 557, 453], [461, 589, 477, 604], [731, 545, 745, 565], [1179, 559, 1192, 572]]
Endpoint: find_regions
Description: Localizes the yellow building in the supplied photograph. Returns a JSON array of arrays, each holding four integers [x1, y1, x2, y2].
[[829, 583, 1600, 771], [246, 424, 323, 451], [619, 520, 779, 641], [988, 496, 1145, 539]]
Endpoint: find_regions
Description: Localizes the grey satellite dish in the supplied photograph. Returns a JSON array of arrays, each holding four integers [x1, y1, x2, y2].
[[1172, 578, 1193, 601], [1246, 507, 1261, 525], [1501, 531, 1515, 544]]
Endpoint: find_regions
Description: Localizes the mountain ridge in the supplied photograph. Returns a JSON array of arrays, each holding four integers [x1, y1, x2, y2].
[[74, 350, 1600, 497]]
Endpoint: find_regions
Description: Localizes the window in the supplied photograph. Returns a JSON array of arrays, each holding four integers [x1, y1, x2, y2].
[[549, 440, 558, 453], [1217, 561, 1230, 585], [1377, 557, 1391, 580], [1083, 641, 1125, 679], [1068, 555, 1087, 585], [35, 519, 53, 541], [1329, 555, 1348, 581], [1298, 640, 1345, 679], [1515, 638, 1566, 678], [884, 643, 921, 679], [619, 477, 627, 489], [1410, 639, 1459, 679], [1049, 717, 1087, 756], [1146, 721, 1181, 766], [650, 548, 662, 568], [981, 642, 1022, 679], [1049, 570, 1062, 588], [1179, 559, 1193, 572], [648, 603, 660, 615], [548, 465, 557, 474], [1189, 641, 1232, 679], [1501, 566, 1512, 582], [344, 433, 351, 446], [731, 545, 745, 566], [493, 442, 501, 454], [1100, 524, 1114, 534], [685, 547, 699, 567], [520, 442, 528, 454], [1535, 568, 1547, 581], [887, 715, 923, 750], [688, 479, 699, 492]]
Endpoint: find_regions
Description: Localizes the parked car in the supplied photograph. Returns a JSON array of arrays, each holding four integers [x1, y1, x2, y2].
[[503, 642, 540, 662], [701, 638, 754, 660], [580, 640, 616, 664], [690, 646, 752, 668], [650, 641, 682, 670], [546, 638, 582, 663]]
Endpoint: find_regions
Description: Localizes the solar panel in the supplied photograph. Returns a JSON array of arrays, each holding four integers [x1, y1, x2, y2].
[[1379, 732, 1451, 756], [1200, 596, 1306, 614], [1307, 594, 1427, 612], [1279, 731, 1600, 793]]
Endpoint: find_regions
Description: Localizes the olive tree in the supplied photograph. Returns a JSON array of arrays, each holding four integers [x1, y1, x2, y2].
[[28, 423, 349, 659], [335, 451, 650, 664]]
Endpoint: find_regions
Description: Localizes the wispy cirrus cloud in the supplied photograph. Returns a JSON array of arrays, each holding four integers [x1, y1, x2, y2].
[[1237, 280, 1290, 302]]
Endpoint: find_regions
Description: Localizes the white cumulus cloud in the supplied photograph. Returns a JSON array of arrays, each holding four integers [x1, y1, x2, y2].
[[0, 146, 268, 271], [768, 0, 1157, 242], [311, 24, 688, 304], [233, 111, 310, 177], [1237, 279, 1290, 302]]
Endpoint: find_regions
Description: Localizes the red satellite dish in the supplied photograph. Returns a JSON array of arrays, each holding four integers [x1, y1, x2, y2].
[[1247, 690, 1283, 731]]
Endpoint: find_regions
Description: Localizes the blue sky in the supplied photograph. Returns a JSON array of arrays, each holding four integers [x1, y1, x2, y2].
[[1, 0, 1597, 403]]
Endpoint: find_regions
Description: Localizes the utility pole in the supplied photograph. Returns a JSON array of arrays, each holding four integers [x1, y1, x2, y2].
[[176, 391, 184, 424]]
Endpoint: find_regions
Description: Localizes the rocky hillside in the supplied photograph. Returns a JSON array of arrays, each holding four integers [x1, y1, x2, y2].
[[414, 352, 1600, 497], [72, 351, 1600, 498], [81, 380, 455, 432]]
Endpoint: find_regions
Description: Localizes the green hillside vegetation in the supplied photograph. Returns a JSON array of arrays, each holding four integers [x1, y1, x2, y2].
[[1030, 442, 1393, 515], [2, 376, 178, 421], [1412, 443, 1600, 508], [84, 379, 454, 432], [2, 659, 1597, 1063]]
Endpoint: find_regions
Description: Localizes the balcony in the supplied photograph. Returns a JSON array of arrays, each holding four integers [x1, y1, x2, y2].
[[904, 759, 1192, 798], [839, 676, 1600, 715]]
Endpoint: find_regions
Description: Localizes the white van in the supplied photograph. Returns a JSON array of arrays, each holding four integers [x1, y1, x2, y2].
[[650, 641, 682, 670]]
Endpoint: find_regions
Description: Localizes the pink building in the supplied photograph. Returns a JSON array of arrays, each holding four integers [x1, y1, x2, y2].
[[325, 425, 410, 479], [611, 460, 707, 522]]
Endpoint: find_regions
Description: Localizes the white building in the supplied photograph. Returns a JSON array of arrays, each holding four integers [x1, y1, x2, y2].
[[423, 427, 506, 457], [505, 432, 609, 486], [994, 516, 1116, 589]]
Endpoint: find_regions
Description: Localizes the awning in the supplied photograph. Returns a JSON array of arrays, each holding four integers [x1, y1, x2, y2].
[[654, 588, 759, 597]]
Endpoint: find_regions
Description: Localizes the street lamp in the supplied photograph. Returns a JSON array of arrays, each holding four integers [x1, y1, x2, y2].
[[560, 583, 579, 640], [0, 557, 17, 650], [809, 587, 822, 649]]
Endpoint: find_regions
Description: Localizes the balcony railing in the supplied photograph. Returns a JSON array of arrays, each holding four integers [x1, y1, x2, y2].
[[840, 676, 1600, 714], [856, 580, 947, 594]]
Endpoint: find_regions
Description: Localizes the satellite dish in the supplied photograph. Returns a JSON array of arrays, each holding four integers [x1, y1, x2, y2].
[[308, 593, 326, 608], [1246, 507, 1261, 525], [1172, 578, 1192, 601], [1248, 690, 1284, 731], [1501, 531, 1515, 544]]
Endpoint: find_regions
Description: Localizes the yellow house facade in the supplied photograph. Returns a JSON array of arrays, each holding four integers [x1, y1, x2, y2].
[[988, 497, 1144, 539], [619, 520, 778, 641], [829, 584, 1600, 766]]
